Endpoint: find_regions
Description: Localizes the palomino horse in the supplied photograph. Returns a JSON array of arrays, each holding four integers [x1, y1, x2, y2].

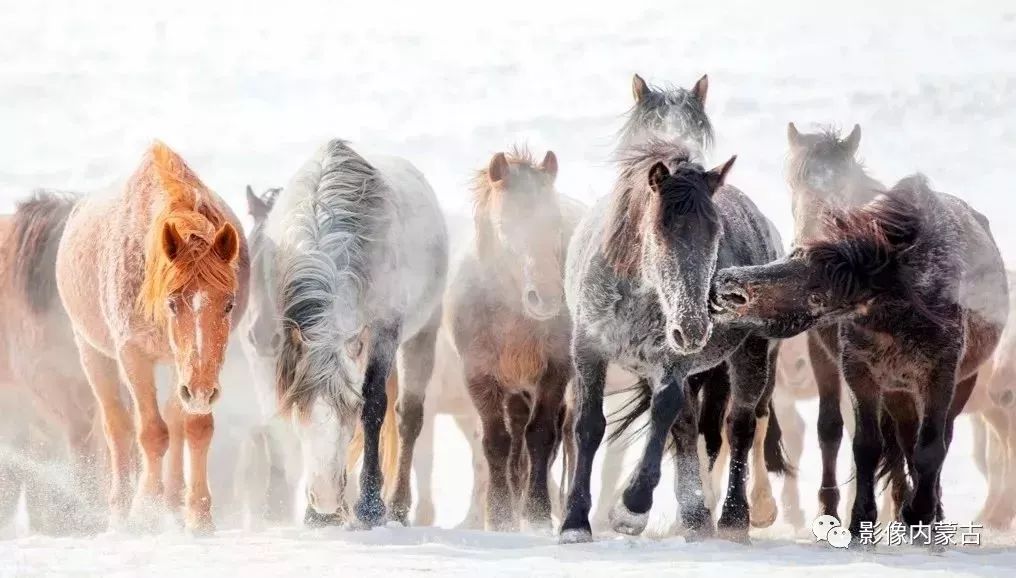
[[56, 142, 249, 532], [271, 140, 447, 527], [447, 148, 581, 531], [561, 138, 784, 543], [0, 192, 106, 535], [714, 175, 1008, 540], [785, 123, 885, 520]]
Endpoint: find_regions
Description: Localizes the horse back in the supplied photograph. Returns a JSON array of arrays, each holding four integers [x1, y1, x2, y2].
[[714, 184, 784, 270]]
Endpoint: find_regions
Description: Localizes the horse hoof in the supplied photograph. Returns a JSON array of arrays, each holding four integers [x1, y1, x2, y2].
[[186, 519, 216, 537], [304, 507, 343, 528], [414, 501, 436, 527], [354, 499, 387, 529], [559, 527, 594, 544], [609, 502, 649, 536], [749, 495, 778, 529], [524, 518, 554, 534]]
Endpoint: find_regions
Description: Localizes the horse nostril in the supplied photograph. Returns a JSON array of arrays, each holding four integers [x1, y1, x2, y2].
[[179, 385, 192, 402], [209, 387, 221, 404], [270, 333, 282, 351], [526, 289, 542, 308], [1001, 390, 1015, 408], [720, 290, 748, 307], [247, 328, 257, 346], [672, 328, 685, 348], [795, 358, 807, 372], [308, 490, 318, 506]]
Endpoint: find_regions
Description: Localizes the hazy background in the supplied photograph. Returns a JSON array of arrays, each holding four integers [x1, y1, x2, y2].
[[2, 0, 1015, 573]]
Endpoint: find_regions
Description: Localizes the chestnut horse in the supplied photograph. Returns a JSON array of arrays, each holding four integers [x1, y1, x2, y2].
[[0, 192, 106, 535], [56, 141, 249, 532], [447, 148, 582, 530]]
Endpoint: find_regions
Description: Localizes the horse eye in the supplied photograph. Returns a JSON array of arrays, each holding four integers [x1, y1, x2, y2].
[[167, 299, 179, 315], [807, 293, 824, 309], [224, 299, 236, 315], [345, 336, 364, 359]]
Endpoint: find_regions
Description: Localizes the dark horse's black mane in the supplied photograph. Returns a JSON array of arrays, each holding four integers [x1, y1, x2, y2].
[[802, 175, 947, 323]]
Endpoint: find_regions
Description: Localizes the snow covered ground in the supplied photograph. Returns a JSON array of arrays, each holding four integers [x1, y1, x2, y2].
[[2, 0, 1016, 575]]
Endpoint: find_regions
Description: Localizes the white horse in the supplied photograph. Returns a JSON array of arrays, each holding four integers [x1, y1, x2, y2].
[[262, 140, 447, 527]]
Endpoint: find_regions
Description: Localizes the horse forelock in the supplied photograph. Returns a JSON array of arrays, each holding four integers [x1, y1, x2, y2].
[[604, 140, 698, 277], [139, 141, 238, 324], [276, 139, 385, 412], [471, 145, 558, 257]]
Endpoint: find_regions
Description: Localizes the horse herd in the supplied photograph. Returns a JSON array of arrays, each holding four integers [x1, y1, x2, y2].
[[1, 72, 1015, 549]]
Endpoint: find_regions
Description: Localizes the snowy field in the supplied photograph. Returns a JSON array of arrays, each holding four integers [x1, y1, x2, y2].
[[3, 0, 1016, 575]]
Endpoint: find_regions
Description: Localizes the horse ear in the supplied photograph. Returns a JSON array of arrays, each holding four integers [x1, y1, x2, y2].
[[540, 151, 558, 182], [787, 122, 803, 147], [212, 222, 240, 264], [692, 74, 709, 106], [648, 162, 671, 194], [161, 222, 185, 261], [246, 185, 269, 221], [845, 124, 861, 154], [632, 74, 649, 103], [706, 155, 736, 193], [488, 152, 510, 185]]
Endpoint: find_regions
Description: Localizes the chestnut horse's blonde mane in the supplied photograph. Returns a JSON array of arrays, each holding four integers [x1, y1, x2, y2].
[[138, 140, 238, 324]]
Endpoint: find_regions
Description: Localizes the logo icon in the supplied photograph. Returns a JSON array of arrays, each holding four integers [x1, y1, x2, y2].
[[812, 515, 851, 549]]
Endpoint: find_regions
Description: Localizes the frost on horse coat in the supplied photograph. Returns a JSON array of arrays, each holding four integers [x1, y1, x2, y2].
[[56, 141, 249, 532], [269, 139, 447, 527]]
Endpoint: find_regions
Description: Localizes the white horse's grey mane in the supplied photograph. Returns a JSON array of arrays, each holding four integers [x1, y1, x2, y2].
[[275, 139, 390, 412]]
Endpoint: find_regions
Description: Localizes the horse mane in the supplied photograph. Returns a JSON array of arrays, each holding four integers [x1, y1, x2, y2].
[[603, 139, 707, 277], [276, 139, 388, 413], [619, 81, 713, 155], [138, 140, 238, 324], [803, 175, 941, 320], [12, 190, 78, 313], [470, 145, 553, 257]]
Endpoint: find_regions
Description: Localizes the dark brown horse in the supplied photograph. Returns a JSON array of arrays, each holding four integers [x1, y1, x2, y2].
[[447, 148, 581, 530], [714, 175, 1008, 541], [785, 123, 886, 520]]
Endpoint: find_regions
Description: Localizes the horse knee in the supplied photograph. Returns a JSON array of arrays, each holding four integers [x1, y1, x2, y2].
[[139, 419, 170, 456], [397, 395, 424, 441], [185, 415, 214, 447]]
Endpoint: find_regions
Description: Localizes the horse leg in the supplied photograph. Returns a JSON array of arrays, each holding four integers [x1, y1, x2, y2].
[[559, 330, 607, 543], [388, 314, 438, 526], [163, 394, 185, 514], [717, 337, 771, 543], [183, 412, 215, 533], [467, 373, 513, 531], [117, 348, 167, 528], [412, 400, 436, 526], [353, 322, 400, 528], [507, 393, 531, 510], [839, 357, 883, 540], [610, 366, 687, 537], [773, 390, 806, 529], [810, 327, 844, 519], [980, 407, 1014, 528], [453, 412, 486, 529], [901, 358, 961, 531], [234, 426, 271, 530], [695, 366, 729, 517], [748, 348, 779, 529], [524, 364, 568, 529], [75, 337, 133, 525], [671, 378, 713, 539]]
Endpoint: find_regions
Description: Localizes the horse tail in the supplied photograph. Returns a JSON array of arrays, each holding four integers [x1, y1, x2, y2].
[[606, 378, 652, 445], [346, 372, 400, 497], [557, 404, 575, 504], [12, 190, 78, 313], [763, 399, 793, 476], [876, 411, 906, 498]]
